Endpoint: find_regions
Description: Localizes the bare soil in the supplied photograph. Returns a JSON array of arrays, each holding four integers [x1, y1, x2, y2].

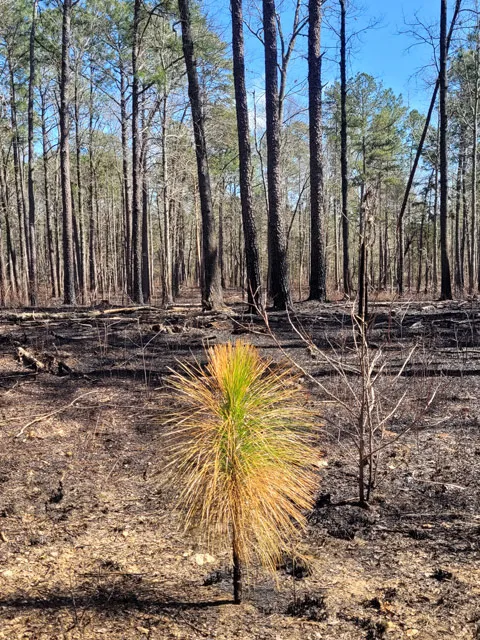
[[0, 295, 479, 639]]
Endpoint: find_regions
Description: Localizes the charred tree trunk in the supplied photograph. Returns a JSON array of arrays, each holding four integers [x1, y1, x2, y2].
[[27, 0, 38, 306], [131, 0, 144, 304], [339, 0, 351, 295], [141, 97, 150, 303], [178, 0, 223, 310], [417, 206, 426, 294], [263, 0, 291, 310], [74, 72, 86, 303], [60, 0, 76, 305], [439, 0, 452, 300], [88, 64, 97, 295], [461, 135, 468, 288], [357, 189, 373, 323], [119, 62, 132, 296], [473, 24, 480, 292], [219, 184, 226, 289], [8, 53, 27, 300], [0, 175, 7, 305], [433, 122, 440, 292], [161, 94, 173, 306], [232, 527, 242, 604], [308, 0, 326, 301], [40, 89, 58, 298], [455, 133, 465, 291], [231, 0, 262, 310], [0, 162, 18, 297]]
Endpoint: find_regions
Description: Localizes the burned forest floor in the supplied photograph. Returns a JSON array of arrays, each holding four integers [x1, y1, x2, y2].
[[0, 292, 479, 639]]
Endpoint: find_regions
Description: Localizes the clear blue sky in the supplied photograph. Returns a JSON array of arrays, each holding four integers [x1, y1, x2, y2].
[[345, 0, 440, 111], [203, 0, 448, 116]]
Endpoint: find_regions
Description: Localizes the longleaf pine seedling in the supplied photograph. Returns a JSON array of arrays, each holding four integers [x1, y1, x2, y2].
[[165, 341, 320, 604]]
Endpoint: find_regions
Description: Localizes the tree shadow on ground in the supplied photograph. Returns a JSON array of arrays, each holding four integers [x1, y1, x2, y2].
[[0, 583, 233, 615]]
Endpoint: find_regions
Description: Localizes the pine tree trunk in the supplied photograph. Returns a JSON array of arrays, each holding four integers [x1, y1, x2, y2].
[[119, 62, 132, 296], [131, 0, 144, 304], [308, 0, 326, 301], [339, 0, 351, 295], [433, 122, 440, 292], [161, 94, 173, 305], [439, 0, 452, 300], [8, 54, 27, 301], [219, 187, 225, 289], [0, 177, 6, 304], [178, 0, 223, 310], [0, 163, 18, 297], [88, 64, 97, 295], [333, 197, 339, 290], [473, 26, 480, 292], [141, 101, 150, 304], [455, 133, 465, 291], [74, 73, 86, 303], [417, 207, 426, 294], [40, 89, 58, 298], [263, 0, 291, 310], [60, 0, 76, 305], [231, 0, 262, 310], [27, 0, 38, 306], [461, 137, 468, 289]]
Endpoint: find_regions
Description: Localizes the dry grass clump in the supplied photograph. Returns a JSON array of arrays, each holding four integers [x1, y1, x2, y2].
[[164, 341, 321, 602]]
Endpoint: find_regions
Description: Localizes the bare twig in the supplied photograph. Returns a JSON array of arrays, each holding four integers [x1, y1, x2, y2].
[[15, 390, 97, 439]]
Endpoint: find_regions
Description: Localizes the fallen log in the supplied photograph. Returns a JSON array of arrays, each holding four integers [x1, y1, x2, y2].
[[2, 305, 158, 323], [16, 347, 45, 371], [15, 347, 73, 376]]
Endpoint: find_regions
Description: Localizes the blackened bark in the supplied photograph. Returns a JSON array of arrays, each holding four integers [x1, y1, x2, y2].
[[433, 122, 440, 291], [231, 0, 262, 310], [339, 0, 351, 295], [439, 0, 452, 300], [473, 25, 480, 292], [88, 64, 97, 294], [218, 195, 225, 288], [119, 62, 131, 296], [161, 95, 173, 305], [263, 0, 291, 310], [40, 88, 58, 298], [60, 0, 76, 305], [232, 528, 242, 604], [0, 174, 6, 304], [417, 206, 426, 293], [131, 0, 144, 304], [141, 99, 150, 303], [357, 189, 373, 323], [71, 191, 82, 293], [173, 195, 185, 296], [455, 134, 465, 290], [178, 0, 223, 310], [461, 136, 468, 287], [27, 0, 38, 306], [0, 162, 18, 297], [8, 54, 27, 300], [74, 73, 86, 303], [308, 0, 326, 301]]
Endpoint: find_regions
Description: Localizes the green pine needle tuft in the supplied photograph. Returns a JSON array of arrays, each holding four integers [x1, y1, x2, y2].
[[164, 341, 322, 575]]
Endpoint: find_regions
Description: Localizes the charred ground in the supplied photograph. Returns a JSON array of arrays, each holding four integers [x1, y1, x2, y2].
[[0, 296, 479, 639]]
